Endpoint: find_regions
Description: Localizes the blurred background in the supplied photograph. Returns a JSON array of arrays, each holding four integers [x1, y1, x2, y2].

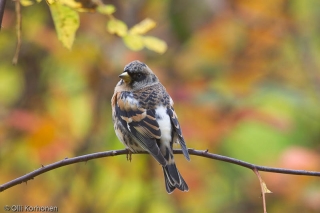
[[1, 0, 320, 212]]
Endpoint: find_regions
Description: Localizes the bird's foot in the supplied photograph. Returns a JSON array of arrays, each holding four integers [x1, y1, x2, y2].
[[126, 149, 132, 162]]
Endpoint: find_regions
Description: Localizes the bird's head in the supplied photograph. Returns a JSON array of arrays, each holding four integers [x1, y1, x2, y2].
[[119, 60, 159, 90]]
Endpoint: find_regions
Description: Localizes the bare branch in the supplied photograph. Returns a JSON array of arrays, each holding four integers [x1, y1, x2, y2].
[[0, 0, 6, 30], [186, 149, 320, 176], [12, 0, 21, 64], [1, 148, 320, 193]]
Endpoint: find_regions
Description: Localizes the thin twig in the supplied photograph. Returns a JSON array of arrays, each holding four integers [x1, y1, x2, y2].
[[0, 0, 6, 30], [1, 149, 320, 193], [12, 0, 21, 65], [253, 168, 268, 213]]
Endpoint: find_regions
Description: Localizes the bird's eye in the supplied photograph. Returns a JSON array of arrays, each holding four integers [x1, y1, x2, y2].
[[136, 73, 142, 79]]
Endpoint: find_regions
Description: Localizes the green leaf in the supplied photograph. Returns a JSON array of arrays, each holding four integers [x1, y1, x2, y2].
[[129, 18, 156, 35], [107, 19, 128, 37], [97, 4, 116, 15], [143, 36, 167, 54], [49, 2, 80, 49], [123, 34, 144, 51]]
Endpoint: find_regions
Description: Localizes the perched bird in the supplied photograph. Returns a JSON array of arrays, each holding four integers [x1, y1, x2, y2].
[[111, 60, 190, 193]]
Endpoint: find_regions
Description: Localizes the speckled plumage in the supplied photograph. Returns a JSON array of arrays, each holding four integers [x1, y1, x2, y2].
[[111, 60, 190, 193]]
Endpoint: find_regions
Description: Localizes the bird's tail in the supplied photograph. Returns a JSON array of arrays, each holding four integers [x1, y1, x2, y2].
[[163, 163, 188, 193]]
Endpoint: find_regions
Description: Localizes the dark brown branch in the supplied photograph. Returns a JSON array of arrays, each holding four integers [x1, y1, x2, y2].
[[0, 0, 6, 30], [1, 148, 320, 192], [185, 149, 320, 176]]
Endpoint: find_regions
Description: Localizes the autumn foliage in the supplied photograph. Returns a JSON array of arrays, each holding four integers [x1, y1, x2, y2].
[[1, 0, 320, 212]]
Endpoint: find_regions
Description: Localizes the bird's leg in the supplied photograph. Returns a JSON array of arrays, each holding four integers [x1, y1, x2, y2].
[[126, 149, 132, 162]]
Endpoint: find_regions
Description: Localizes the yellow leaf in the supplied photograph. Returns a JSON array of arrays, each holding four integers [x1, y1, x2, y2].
[[143, 36, 167, 54], [123, 34, 144, 51], [261, 181, 272, 194], [20, 0, 35, 6], [49, 2, 80, 49], [22, 0, 41, 5], [60, 0, 83, 10], [129, 18, 156, 35], [97, 4, 115, 15], [60, 0, 97, 12], [46, 0, 55, 5], [107, 19, 128, 37], [47, 0, 96, 12]]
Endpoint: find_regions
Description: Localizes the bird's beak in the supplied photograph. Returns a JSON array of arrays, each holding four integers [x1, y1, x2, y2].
[[119, 72, 131, 83]]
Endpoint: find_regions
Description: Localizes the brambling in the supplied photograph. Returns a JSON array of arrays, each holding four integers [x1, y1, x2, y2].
[[111, 60, 190, 193]]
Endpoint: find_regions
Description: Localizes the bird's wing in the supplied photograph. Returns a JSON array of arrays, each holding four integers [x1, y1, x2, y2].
[[115, 92, 167, 166], [167, 106, 190, 161]]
